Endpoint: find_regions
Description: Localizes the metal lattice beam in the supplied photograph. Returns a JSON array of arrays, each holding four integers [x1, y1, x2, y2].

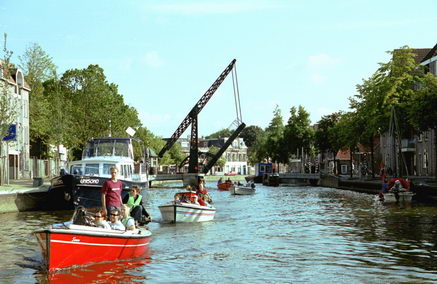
[[158, 59, 237, 157]]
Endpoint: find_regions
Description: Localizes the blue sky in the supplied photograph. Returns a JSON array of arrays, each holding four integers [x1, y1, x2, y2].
[[1, 0, 436, 137]]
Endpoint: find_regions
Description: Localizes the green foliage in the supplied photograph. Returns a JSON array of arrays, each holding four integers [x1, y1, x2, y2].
[[58, 64, 141, 152], [240, 125, 264, 148], [351, 46, 425, 140], [283, 105, 314, 158], [264, 105, 285, 163], [207, 145, 226, 168], [315, 112, 342, 155], [407, 72, 437, 131], [205, 128, 233, 139], [18, 43, 58, 157]]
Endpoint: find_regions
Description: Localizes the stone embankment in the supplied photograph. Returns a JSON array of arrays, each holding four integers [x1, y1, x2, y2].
[[0, 179, 51, 213]]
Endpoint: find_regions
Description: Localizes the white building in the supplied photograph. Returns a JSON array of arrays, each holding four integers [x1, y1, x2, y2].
[[0, 61, 31, 180]]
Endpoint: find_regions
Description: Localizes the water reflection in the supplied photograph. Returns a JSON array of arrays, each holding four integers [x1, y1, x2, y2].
[[37, 259, 150, 284], [0, 184, 437, 283]]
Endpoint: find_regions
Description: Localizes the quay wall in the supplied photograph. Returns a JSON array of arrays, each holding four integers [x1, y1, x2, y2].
[[0, 189, 51, 213]]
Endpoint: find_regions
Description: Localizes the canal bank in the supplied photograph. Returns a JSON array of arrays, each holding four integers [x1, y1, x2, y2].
[[0, 179, 52, 213]]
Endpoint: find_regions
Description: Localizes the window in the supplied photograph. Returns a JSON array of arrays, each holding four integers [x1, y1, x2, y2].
[[71, 164, 83, 175], [85, 163, 99, 175], [424, 151, 428, 169], [103, 163, 115, 175], [341, 165, 348, 174]]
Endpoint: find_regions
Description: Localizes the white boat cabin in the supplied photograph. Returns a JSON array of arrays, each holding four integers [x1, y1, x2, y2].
[[67, 137, 148, 182]]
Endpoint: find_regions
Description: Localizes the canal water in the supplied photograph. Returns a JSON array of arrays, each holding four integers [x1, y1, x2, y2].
[[1, 183, 437, 283]]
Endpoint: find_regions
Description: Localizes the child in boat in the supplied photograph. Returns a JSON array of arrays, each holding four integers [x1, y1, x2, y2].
[[121, 205, 136, 230]]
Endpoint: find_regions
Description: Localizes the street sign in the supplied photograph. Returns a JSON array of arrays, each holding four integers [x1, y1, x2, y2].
[[2, 124, 16, 141]]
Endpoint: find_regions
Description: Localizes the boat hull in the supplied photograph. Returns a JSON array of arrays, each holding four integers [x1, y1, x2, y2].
[[230, 185, 256, 195], [34, 224, 151, 272], [217, 183, 232, 191], [158, 202, 216, 223], [383, 192, 415, 203]]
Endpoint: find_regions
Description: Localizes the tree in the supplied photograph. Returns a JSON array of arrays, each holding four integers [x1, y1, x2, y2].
[[351, 47, 425, 139], [264, 106, 285, 164], [351, 46, 427, 176], [407, 72, 437, 175], [205, 128, 233, 139], [58, 65, 141, 158], [283, 105, 314, 160], [18, 43, 57, 157], [240, 125, 264, 148]]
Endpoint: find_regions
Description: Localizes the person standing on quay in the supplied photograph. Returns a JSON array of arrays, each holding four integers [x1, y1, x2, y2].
[[101, 166, 123, 217]]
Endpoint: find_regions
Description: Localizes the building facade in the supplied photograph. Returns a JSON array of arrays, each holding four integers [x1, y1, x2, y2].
[[0, 61, 31, 180]]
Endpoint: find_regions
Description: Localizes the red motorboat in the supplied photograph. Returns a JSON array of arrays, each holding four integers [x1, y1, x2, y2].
[[217, 182, 233, 191], [34, 223, 151, 272]]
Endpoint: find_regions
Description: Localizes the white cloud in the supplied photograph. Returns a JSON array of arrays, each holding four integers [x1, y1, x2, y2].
[[142, 51, 163, 68], [144, 0, 281, 15]]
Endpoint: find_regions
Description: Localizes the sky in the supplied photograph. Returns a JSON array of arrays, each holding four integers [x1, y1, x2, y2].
[[1, 0, 436, 138]]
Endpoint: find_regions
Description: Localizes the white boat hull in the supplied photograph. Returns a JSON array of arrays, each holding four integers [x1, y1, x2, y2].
[[230, 185, 256, 195], [158, 202, 216, 223], [383, 192, 415, 203]]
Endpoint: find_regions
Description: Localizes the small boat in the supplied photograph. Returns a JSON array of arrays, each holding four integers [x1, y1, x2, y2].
[[158, 201, 216, 223], [34, 223, 151, 272], [217, 182, 233, 191], [230, 184, 256, 195], [383, 191, 415, 203]]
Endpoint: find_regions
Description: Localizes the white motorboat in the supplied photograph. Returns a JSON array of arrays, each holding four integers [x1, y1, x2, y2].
[[158, 201, 216, 223], [383, 191, 415, 203], [50, 137, 150, 209], [230, 184, 256, 195]]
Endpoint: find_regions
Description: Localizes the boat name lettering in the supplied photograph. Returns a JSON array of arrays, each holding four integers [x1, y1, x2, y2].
[[72, 237, 80, 242], [80, 178, 100, 184]]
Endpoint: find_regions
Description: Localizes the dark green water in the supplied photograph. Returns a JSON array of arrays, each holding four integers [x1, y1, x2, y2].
[[0, 183, 436, 283]]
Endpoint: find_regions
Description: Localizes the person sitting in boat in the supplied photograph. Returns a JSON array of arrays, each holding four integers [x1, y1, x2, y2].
[[121, 205, 136, 230], [123, 185, 152, 226], [390, 180, 407, 193], [226, 178, 232, 184], [175, 185, 200, 205], [247, 181, 256, 189], [108, 209, 125, 231], [217, 177, 223, 186], [94, 209, 111, 229], [196, 177, 211, 205]]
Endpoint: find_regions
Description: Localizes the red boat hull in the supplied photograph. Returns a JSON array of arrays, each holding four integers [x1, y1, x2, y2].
[[217, 183, 232, 191], [34, 225, 151, 272]]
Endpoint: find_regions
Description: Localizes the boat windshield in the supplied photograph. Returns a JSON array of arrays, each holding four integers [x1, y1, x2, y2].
[[82, 139, 133, 159]]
